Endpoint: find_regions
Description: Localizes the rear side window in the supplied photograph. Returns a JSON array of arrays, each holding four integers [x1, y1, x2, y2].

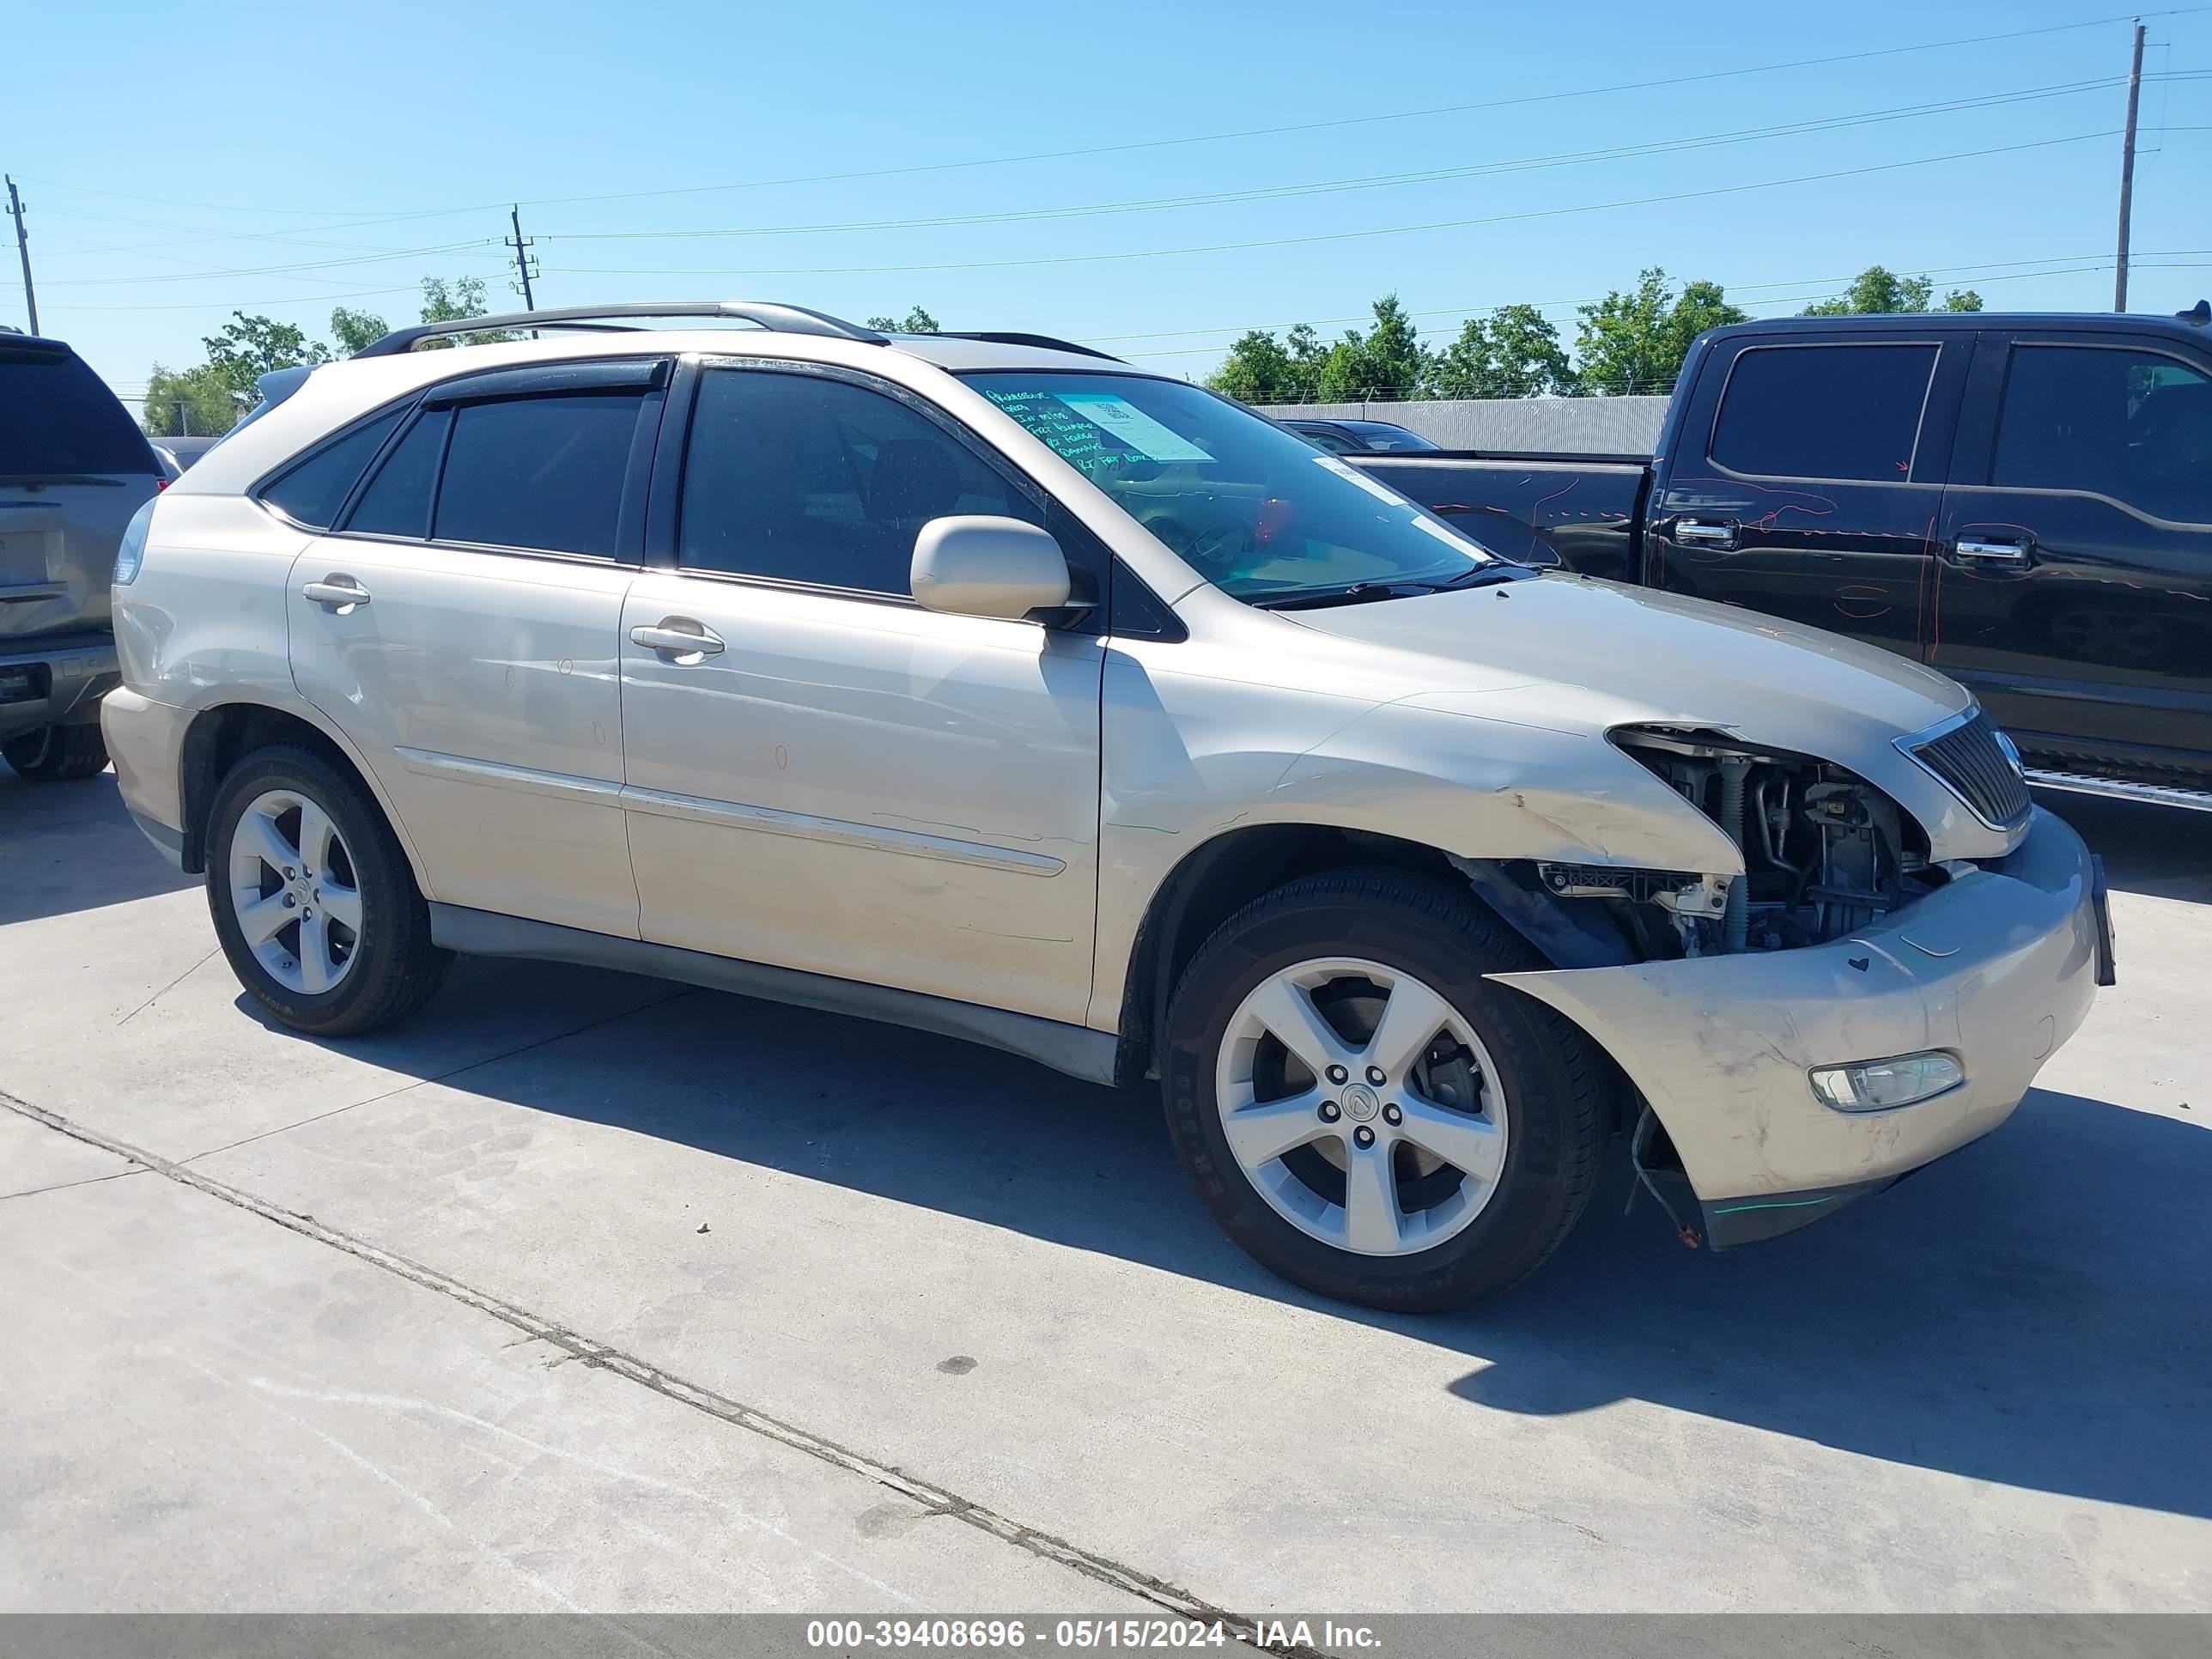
[[433, 392, 644, 556], [0, 346, 156, 477], [1994, 345, 2212, 525], [678, 368, 1035, 593], [347, 409, 450, 538], [262, 410, 403, 528], [1710, 343, 1938, 482]]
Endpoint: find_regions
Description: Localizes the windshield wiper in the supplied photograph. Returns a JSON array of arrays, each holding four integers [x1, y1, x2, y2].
[[1252, 565, 1523, 611], [1252, 581, 1435, 611]]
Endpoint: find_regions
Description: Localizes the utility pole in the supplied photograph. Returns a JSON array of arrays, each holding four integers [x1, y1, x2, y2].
[[2115, 18, 2146, 312], [5, 175, 38, 335], [506, 205, 538, 312]]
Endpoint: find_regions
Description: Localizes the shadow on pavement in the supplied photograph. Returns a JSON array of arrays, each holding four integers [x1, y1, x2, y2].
[[284, 933, 2210, 1523], [0, 769, 198, 925], [43, 759, 2190, 1522]]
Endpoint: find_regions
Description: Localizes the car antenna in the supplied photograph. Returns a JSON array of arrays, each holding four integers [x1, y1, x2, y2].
[[2179, 299, 2210, 326]]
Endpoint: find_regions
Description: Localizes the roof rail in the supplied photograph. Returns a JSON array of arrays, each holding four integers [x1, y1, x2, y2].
[[351, 301, 888, 358], [932, 331, 1125, 363]]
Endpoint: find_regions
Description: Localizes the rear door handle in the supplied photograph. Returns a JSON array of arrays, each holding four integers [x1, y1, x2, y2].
[[1954, 536, 2033, 563], [630, 619, 725, 659], [1672, 518, 1738, 549], [302, 576, 371, 611]]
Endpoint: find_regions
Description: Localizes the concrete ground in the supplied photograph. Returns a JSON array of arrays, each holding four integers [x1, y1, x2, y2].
[[1, 769, 2205, 1615]]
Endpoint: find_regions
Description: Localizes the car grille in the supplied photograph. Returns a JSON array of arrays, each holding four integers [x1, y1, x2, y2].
[[1910, 711, 2031, 829]]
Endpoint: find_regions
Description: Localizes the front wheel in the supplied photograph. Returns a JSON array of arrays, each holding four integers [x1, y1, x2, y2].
[[205, 744, 449, 1036], [1163, 869, 1605, 1311]]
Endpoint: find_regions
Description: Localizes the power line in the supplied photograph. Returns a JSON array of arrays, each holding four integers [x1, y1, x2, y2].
[[1097, 251, 2212, 354], [15, 6, 2207, 226], [37, 239, 503, 289], [539, 131, 2124, 280], [538, 76, 2197, 246]]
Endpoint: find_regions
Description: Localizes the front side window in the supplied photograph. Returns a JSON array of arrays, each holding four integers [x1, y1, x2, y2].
[[433, 392, 644, 556], [1709, 343, 1939, 482], [964, 373, 1496, 605], [1994, 345, 2212, 526], [679, 368, 1036, 594]]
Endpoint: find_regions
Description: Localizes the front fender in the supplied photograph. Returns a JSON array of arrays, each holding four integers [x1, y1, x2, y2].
[[1086, 643, 1739, 1030]]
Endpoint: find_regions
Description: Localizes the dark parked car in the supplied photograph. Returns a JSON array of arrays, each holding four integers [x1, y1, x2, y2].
[[1355, 308, 2212, 802], [1283, 417, 1441, 454], [1, 333, 161, 781]]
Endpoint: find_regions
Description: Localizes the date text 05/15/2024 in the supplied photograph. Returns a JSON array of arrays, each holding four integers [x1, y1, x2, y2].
[[803, 1619, 1384, 1651]]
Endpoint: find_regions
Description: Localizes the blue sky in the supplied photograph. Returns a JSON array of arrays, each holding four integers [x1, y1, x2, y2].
[[6, 0, 2208, 413]]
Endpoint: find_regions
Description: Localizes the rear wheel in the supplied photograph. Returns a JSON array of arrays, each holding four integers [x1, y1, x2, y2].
[[1163, 869, 1604, 1310], [205, 745, 449, 1036], [3, 723, 109, 782]]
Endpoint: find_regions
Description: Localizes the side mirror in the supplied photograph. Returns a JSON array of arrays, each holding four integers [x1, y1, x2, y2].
[[911, 515, 1072, 621]]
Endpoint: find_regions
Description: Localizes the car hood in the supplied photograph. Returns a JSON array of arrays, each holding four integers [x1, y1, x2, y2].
[[1279, 572, 1968, 745]]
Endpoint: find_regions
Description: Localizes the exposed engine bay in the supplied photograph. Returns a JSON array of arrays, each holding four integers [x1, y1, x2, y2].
[[1532, 727, 1942, 959]]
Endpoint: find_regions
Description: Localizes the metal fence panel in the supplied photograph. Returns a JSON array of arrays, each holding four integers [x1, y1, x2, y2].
[[1259, 396, 1668, 455]]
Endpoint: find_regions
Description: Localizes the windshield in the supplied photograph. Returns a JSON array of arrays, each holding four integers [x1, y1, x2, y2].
[[963, 372, 1495, 603]]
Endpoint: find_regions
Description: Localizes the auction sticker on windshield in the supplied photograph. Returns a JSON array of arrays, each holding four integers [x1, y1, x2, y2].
[[1053, 392, 1214, 462]]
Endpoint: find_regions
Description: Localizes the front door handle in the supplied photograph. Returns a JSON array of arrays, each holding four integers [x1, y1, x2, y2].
[[630, 619, 726, 659], [302, 576, 371, 611], [1954, 536, 2034, 564], [1672, 518, 1739, 549]]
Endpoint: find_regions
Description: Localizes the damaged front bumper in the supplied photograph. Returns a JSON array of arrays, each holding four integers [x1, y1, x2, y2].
[[1493, 807, 2106, 1246]]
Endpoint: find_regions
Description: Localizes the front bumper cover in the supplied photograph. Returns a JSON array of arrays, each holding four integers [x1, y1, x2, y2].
[[1494, 807, 2102, 1230]]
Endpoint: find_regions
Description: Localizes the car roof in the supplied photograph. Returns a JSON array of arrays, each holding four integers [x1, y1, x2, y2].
[[166, 319, 1170, 498], [1704, 310, 2212, 343]]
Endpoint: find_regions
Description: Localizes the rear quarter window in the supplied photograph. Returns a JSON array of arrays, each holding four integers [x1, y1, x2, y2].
[[1709, 343, 1938, 482], [0, 346, 157, 477], [261, 410, 404, 528]]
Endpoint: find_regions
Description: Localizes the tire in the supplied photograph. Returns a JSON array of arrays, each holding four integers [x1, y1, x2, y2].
[[3, 723, 110, 782], [1163, 867, 1604, 1311], [205, 744, 450, 1036]]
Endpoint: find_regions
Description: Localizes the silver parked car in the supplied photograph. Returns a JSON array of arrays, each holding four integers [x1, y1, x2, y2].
[[103, 302, 2111, 1310], [2, 332, 162, 781]]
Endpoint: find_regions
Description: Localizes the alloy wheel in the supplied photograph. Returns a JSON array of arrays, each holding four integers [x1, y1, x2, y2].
[[1214, 957, 1509, 1256], [227, 788, 363, 994]]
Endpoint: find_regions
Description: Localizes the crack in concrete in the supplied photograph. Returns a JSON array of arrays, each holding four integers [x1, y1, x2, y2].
[[0, 1086, 1319, 1652]]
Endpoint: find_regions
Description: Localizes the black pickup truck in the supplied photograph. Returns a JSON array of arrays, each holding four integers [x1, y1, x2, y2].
[[1357, 308, 2212, 803]]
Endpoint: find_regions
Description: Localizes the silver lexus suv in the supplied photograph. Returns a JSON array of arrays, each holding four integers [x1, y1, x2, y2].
[[103, 302, 2111, 1310]]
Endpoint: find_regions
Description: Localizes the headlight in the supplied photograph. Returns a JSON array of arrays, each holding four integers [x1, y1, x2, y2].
[[114, 497, 156, 586], [1809, 1052, 1962, 1111]]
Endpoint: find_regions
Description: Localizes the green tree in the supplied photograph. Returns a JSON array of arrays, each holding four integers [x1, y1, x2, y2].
[[200, 311, 328, 409], [1315, 295, 1429, 403], [1574, 269, 1748, 395], [1206, 322, 1328, 404], [1427, 304, 1576, 398], [414, 275, 514, 348], [328, 306, 389, 355], [866, 307, 940, 333], [142, 362, 240, 437], [1800, 265, 1982, 315]]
